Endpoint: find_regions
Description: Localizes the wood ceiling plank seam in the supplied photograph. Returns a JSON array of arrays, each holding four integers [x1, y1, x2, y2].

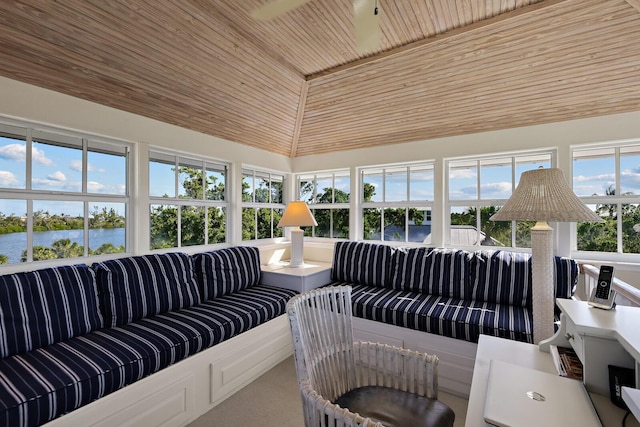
[[625, 0, 640, 13], [300, 84, 640, 136], [0, 46, 294, 152], [118, 2, 304, 91], [189, 0, 306, 80], [382, 1, 413, 46], [412, 0, 438, 37], [460, 0, 476, 24], [290, 80, 309, 158], [304, 7, 637, 93], [304, 0, 575, 81], [127, 2, 305, 91], [313, 3, 360, 64], [159, 1, 304, 86], [10, 1, 303, 117], [429, 0, 450, 32], [302, 38, 640, 110]]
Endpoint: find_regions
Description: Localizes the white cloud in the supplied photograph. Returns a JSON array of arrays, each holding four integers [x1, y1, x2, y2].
[[47, 171, 66, 182], [69, 160, 82, 172], [87, 181, 106, 192], [480, 182, 512, 197], [573, 173, 615, 183], [33, 147, 54, 166], [0, 143, 26, 161], [449, 169, 477, 180], [0, 171, 18, 186]]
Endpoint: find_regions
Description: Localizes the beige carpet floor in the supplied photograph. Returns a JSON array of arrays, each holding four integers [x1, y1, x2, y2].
[[188, 356, 468, 427]]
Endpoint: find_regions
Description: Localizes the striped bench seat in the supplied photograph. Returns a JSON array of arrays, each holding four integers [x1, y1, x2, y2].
[[0, 285, 296, 427], [346, 283, 532, 343], [330, 241, 578, 345]]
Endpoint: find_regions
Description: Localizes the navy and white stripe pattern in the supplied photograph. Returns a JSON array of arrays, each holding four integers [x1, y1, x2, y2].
[[391, 247, 471, 299], [469, 251, 578, 308], [0, 285, 296, 427], [331, 241, 395, 287], [346, 283, 532, 344], [193, 246, 261, 300], [0, 265, 103, 359], [554, 256, 578, 299], [94, 253, 201, 328], [469, 250, 532, 307]]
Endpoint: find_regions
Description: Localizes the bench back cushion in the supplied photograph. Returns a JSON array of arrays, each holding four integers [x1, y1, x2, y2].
[[0, 265, 102, 359], [95, 252, 200, 327], [469, 250, 532, 307], [470, 250, 579, 308], [193, 246, 261, 300], [331, 241, 395, 287], [391, 247, 470, 298]]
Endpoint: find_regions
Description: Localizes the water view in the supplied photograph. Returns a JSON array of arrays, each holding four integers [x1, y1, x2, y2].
[[0, 228, 125, 264]]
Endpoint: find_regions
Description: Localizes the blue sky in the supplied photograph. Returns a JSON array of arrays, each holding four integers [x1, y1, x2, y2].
[[0, 136, 126, 216], [4, 136, 640, 216]]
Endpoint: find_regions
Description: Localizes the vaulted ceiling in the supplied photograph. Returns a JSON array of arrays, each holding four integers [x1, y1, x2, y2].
[[1, 0, 639, 158]]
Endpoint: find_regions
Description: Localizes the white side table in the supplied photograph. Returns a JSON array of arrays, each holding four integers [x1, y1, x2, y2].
[[260, 261, 333, 293]]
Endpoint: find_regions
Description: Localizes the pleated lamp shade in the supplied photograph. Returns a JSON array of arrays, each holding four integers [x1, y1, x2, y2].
[[490, 168, 603, 223]]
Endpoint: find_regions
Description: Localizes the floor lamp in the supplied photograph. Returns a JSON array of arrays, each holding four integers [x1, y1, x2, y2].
[[490, 168, 602, 345], [278, 201, 317, 268]]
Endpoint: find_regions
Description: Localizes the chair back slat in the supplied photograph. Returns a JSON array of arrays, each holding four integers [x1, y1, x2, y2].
[[287, 286, 357, 402]]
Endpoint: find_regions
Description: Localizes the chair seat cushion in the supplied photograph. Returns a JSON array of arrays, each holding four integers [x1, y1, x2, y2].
[[334, 386, 455, 427]]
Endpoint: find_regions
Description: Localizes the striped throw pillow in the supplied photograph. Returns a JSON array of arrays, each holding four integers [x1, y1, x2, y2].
[[391, 247, 470, 298], [331, 241, 395, 287], [193, 246, 261, 300], [0, 264, 103, 359], [95, 252, 201, 327]]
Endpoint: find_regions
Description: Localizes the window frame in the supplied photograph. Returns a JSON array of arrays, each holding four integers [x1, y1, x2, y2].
[[241, 166, 286, 241], [148, 149, 229, 250], [359, 161, 435, 244], [296, 169, 351, 239], [571, 140, 640, 261], [445, 150, 555, 250], [0, 121, 131, 265]]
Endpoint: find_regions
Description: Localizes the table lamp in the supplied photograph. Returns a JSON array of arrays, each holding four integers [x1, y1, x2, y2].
[[278, 201, 317, 267], [490, 167, 602, 344]]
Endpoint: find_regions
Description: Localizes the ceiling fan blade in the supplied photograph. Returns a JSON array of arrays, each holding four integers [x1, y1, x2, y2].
[[250, 0, 313, 21], [353, 0, 380, 54]]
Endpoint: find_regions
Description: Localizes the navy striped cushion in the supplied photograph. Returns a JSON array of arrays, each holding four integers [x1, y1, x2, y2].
[[469, 250, 532, 307], [555, 256, 578, 299], [470, 251, 579, 308], [0, 265, 103, 359], [331, 241, 395, 287], [347, 283, 532, 344], [193, 246, 262, 300], [94, 253, 201, 327], [0, 285, 295, 427], [391, 247, 471, 299]]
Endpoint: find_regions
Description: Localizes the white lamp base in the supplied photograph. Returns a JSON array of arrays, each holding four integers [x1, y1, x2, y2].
[[287, 228, 305, 268], [531, 221, 554, 345]]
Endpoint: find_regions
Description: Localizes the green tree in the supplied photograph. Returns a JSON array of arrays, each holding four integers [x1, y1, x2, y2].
[[0, 254, 8, 264]]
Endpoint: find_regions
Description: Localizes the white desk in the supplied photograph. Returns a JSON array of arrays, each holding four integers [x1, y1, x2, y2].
[[467, 300, 640, 427], [260, 261, 332, 292]]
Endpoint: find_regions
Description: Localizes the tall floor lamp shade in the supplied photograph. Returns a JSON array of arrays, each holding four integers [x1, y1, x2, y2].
[[490, 168, 602, 345], [278, 201, 317, 268]]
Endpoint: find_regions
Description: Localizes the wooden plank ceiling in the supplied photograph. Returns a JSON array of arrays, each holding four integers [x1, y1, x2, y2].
[[0, 0, 639, 158]]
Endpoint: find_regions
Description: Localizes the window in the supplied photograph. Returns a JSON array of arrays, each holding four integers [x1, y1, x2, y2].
[[297, 170, 350, 238], [0, 124, 129, 265], [447, 152, 552, 248], [573, 143, 640, 255], [149, 151, 227, 249], [241, 168, 285, 240], [360, 163, 434, 243]]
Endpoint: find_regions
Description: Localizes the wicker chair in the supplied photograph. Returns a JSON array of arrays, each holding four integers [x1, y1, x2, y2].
[[287, 285, 455, 427]]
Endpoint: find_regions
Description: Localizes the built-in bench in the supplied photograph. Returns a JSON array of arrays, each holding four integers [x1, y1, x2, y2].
[[0, 247, 296, 427], [327, 241, 578, 396]]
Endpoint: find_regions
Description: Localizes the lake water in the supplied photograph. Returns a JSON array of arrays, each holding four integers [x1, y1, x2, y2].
[[0, 228, 125, 264]]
